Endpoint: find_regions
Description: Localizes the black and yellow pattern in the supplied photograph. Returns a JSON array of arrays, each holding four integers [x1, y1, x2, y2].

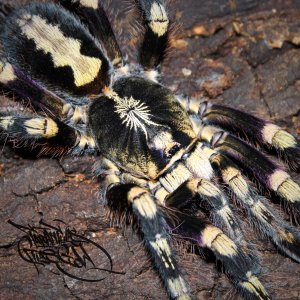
[[3, 3, 111, 99], [1, 1, 300, 300], [134, 0, 171, 70]]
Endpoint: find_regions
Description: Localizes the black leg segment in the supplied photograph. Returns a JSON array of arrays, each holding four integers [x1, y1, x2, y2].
[[134, 0, 170, 70]]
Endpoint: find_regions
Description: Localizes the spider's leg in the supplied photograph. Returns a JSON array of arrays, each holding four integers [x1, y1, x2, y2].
[[2, 2, 111, 101], [97, 160, 190, 300], [159, 157, 243, 242], [0, 110, 96, 156], [58, 0, 123, 67], [165, 211, 270, 300], [182, 99, 300, 170], [207, 152, 300, 263], [134, 0, 170, 78], [200, 125, 300, 222], [0, 58, 88, 127]]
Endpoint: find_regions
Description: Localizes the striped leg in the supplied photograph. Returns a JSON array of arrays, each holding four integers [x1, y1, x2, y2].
[[0, 111, 96, 155], [134, 0, 171, 74], [97, 160, 190, 300], [0, 58, 88, 126], [166, 212, 270, 300], [2, 3, 111, 100], [106, 185, 190, 299], [59, 0, 123, 66], [162, 172, 243, 242], [200, 125, 300, 223], [206, 152, 300, 262], [179, 98, 300, 170]]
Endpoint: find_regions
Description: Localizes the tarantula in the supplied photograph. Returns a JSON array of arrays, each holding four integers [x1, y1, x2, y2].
[[0, 0, 300, 299]]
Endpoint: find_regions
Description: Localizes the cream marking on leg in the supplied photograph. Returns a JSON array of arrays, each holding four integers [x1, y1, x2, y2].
[[240, 273, 270, 300], [185, 143, 214, 180], [0, 62, 17, 84], [160, 163, 192, 193], [130, 189, 157, 219], [269, 170, 290, 191], [278, 178, 300, 203], [252, 201, 272, 222], [196, 179, 224, 201], [0, 116, 14, 130], [211, 233, 238, 257], [18, 14, 102, 87], [78, 134, 96, 149], [149, 2, 169, 37], [201, 226, 223, 247], [80, 0, 98, 9], [24, 118, 58, 138], [262, 123, 297, 148], [167, 276, 189, 299], [150, 236, 175, 269], [222, 167, 250, 199]]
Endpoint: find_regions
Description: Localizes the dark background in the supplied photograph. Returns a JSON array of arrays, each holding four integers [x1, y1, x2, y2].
[[0, 0, 300, 299]]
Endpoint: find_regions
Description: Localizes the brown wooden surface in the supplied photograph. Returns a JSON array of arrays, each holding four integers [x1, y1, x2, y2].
[[1, 0, 300, 299]]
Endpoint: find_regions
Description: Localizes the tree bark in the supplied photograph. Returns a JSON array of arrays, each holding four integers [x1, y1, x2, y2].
[[0, 0, 300, 299]]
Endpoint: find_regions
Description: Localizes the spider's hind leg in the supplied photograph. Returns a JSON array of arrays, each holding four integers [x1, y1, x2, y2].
[[167, 212, 270, 300], [58, 0, 123, 67], [207, 151, 300, 263]]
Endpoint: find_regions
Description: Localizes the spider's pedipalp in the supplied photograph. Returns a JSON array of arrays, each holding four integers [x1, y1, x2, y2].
[[59, 0, 123, 66], [0, 111, 96, 156], [200, 125, 300, 222], [2, 3, 111, 100], [199, 102, 300, 170], [210, 153, 300, 263], [134, 0, 170, 70], [167, 213, 269, 300]]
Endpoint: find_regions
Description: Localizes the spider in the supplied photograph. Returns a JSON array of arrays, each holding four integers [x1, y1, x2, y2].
[[0, 0, 300, 299]]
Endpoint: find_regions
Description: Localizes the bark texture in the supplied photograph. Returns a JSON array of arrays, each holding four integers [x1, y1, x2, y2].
[[0, 0, 300, 299]]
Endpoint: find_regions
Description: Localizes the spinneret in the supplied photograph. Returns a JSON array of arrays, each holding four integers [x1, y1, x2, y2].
[[1, 1, 300, 300]]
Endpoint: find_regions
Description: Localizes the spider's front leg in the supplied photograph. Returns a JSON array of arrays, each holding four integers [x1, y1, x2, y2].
[[149, 175, 270, 300], [0, 57, 88, 126], [2, 3, 111, 100], [58, 0, 123, 67], [133, 0, 170, 81], [96, 159, 190, 300]]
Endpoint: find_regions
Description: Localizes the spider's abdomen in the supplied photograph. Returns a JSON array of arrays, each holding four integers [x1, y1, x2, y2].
[[89, 76, 196, 179], [2, 3, 111, 99]]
